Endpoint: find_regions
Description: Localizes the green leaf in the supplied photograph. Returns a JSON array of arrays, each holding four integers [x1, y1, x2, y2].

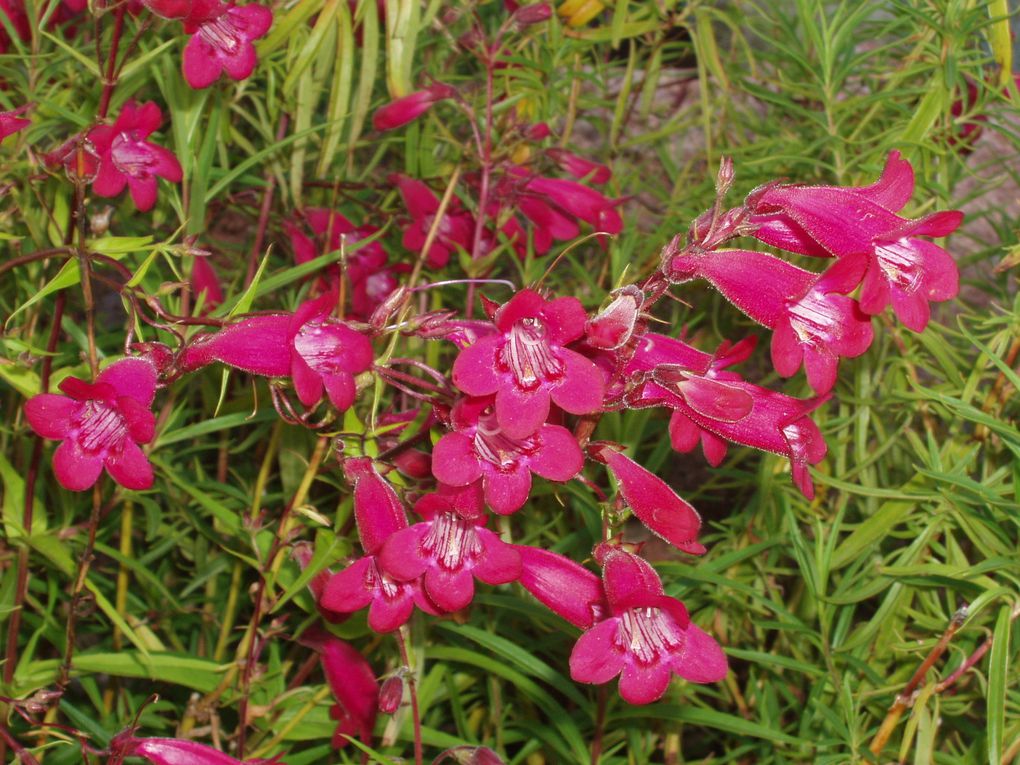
[[986, 603, 1012, 765]]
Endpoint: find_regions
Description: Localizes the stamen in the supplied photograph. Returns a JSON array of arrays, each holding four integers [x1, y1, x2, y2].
[[501, 317, 563, 389], [420, 513, 482, 571], [76, 401, 128, 454], [617, 607, 683, 665]]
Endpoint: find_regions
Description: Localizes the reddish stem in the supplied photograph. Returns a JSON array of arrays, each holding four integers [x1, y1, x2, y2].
[[97, 5, 127, 119], [396, 629, 423, 765]]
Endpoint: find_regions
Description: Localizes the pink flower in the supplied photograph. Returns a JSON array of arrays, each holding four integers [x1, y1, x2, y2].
[[665, 249, 873, 394], [516, 546, 608, 629], [523, 175, 623, 234], [746, 152, 963, 332], [299, 629, 379, 749], [589, 446, 705, 555], [569, 546, 727, 705], [0, 104, 31, 142], [432, 396, 583, 515], [377, 492, 522, 612], [320, 459, 437, 631], [452, 289, 605, 438], [546, 148, 611, 184], [286, 208, 403, 319], [87, 101, 182, 212], [25, 358, 157, 492], [393, 174, 474, 268], [181, 291, 374, 410], [628, 333, 829, 498], [190, 255, 223, 311], [372, 84, 454, 131], [181, 1, 273, 89], [584, 285, 643, 350], [109, 733, 287, 764]]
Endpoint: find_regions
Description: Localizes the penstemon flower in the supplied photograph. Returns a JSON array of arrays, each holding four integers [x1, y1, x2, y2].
[[431, 395, 583, 515], [182, 291, 374, 410], [87, 101, 182, 212], [24, 358, 158, 491], [452, 288, 604, 438], [568, 546, 727, 704], [378, 490, 522, 612], [0, 104, 30, 142], [320, 459, 438, 631], [745, 152, 963, 332], [179, 1, 273, 89], [665, 248, 874, 394], [372, 83, 455, 131], [392, 174, 475, 267], [109, 733, 288, 764]]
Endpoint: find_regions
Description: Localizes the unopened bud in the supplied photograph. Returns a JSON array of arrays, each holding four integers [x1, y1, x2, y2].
[[90, 206, 114, 236], [468, 747, 507, 765], [379, 676, 403, 714], [716, 155, 734, 195], [512, 2, 552, 28], [370, 285, 409, 330]]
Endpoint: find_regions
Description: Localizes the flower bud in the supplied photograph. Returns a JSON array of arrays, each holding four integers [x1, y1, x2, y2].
[[512, 2, 552, 28], [378, 676, 403, 714]]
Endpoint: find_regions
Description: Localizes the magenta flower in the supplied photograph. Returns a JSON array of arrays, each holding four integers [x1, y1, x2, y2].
[[109, 733, 288, 764], [87, 101, 182, 212], [181, 1, 273, 89], [190, 255, 223, 311], [590, 446, 705, 555], [372, 83, 454, 131], [0, 104, 30, 142], [746, 152, 964, 332], [432, 396, 583, 515], [287, 207, 403, 319], [378, 491, 522, 612], [569, 546, 727, 705], [546, 148, 611, 184], [628, 333, 829, 498], [516, 545, 608, 629], [182, 291, 373, 410], [24, 358, 157, 492], [666, 249, 873, 394], [320, 459, 437, 631], [452, 289, 605, 438], [299, 628, 379, 749], [393, 174, 475, 268], [523, 175, 623, 234], [584, 285, 643, 350]]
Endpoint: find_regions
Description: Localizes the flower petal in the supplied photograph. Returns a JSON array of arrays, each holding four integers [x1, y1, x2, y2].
[[53, 440, 103, 491], [672, 623, 728, 683], [424, 566, 475, 612], [618, 660, 672, 705], [24, 394, 77, 439], [451, 335, 501, 396], [482, 464, 532, 515], [378, 525, 430, 581], [473, 529, 522, 585], [569, 619, 625, 684], [432, 433, 483, 487], [97, 357, 158, 405], [321, 558, 376, 613], [529, 425, 583, 482], [105, 440, 154, 490]]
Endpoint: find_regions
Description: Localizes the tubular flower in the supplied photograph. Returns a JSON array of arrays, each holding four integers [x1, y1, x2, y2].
[[665, 249, 873, 394], [378, 491, 522, 612], [109, 733, 288, 764], [452, 289, 605, 438], [516, 545, 608, 629], [432, 396, 584, 515], [286, 208, 403, 318], [24, 358, 158, 492], [392, 174, 474, 268], [0, 104, 31, 142], [589, 445, 705, 555], [181, 291, 373, 411], [546, 148, 611, 184], [569, 546, 728, 705], [627, 333, 829, 498], [745, 151, 963, 332], [87, 101, 182, 212], [372, 83, 454, 131], [297, 628, 379, 749], [320, 459, 436, 631], [180, 1, 273, 89]]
